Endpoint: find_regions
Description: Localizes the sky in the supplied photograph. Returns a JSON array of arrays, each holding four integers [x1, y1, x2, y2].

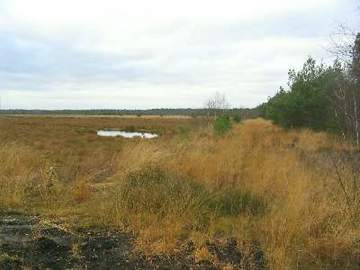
[[0, 0, 359, 109]]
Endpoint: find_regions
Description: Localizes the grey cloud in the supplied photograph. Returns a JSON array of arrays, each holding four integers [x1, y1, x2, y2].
[[0, 0, 358, 109]]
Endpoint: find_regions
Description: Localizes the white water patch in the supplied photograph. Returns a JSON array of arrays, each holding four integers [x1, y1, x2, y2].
[[97, 130, 158, 139]]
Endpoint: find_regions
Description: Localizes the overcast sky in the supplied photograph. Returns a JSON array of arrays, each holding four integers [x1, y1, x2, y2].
[[0, 0, 359, 109]]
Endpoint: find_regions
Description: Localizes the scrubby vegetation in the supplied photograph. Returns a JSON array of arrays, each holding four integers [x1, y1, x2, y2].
[[260, 58, 341, 131], [0, 116, 359, 269], [213, 114, 232, 135], [260, 34, 360, 147]]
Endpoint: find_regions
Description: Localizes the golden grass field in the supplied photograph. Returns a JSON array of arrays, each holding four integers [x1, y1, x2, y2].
[[0, 116, 359, 269]]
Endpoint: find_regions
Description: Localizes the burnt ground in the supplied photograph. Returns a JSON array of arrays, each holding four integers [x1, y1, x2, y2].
[[0, 213, 267, 270]]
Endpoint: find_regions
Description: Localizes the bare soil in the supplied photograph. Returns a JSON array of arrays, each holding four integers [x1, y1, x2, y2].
[[0, 213, 267, 270]]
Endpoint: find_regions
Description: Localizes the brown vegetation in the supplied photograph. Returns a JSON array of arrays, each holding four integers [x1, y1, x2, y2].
[[0, 116, 359, 269]]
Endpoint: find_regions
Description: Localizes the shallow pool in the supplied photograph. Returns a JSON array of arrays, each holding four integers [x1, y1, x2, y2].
[[97, 130, 158, 139]]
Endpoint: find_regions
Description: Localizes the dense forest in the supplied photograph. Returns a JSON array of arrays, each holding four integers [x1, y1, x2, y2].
[[259, 33, 360, 146]]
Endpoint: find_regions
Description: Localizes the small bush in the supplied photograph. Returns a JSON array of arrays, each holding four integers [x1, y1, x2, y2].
[[233, 114, 242, 123], [213, 114, 232, 135]]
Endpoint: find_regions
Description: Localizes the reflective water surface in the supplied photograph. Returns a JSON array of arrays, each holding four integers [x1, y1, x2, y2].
[[97, 130, 158, 139]]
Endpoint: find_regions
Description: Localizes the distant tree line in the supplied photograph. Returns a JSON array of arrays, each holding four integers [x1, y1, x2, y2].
[[0, 108, 260, 119], [259, 32, 360, 147]]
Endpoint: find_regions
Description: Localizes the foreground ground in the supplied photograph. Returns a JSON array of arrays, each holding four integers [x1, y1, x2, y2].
[[0, 116, 359, 269], [1, 212, 266, 269]]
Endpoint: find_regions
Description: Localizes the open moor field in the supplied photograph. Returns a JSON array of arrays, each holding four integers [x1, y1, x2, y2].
[[0, 116, 359, 269]]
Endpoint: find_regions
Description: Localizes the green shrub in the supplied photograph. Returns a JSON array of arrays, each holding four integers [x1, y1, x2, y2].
[[262, 58, 342, 132], [213, 114, 232, 135], [233, 114, 242, 123]]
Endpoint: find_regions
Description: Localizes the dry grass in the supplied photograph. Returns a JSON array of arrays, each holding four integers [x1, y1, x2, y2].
[[0, 116, 359, 269]]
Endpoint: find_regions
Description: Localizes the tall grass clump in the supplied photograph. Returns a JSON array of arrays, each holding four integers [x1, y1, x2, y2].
[[89, 165, 266, 254], [117, 166, 266, 219], [209, 188, 266, 216], [0, 143, 40, 209], [118, 166, 209, 219], [0, 143, 79, 215]]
